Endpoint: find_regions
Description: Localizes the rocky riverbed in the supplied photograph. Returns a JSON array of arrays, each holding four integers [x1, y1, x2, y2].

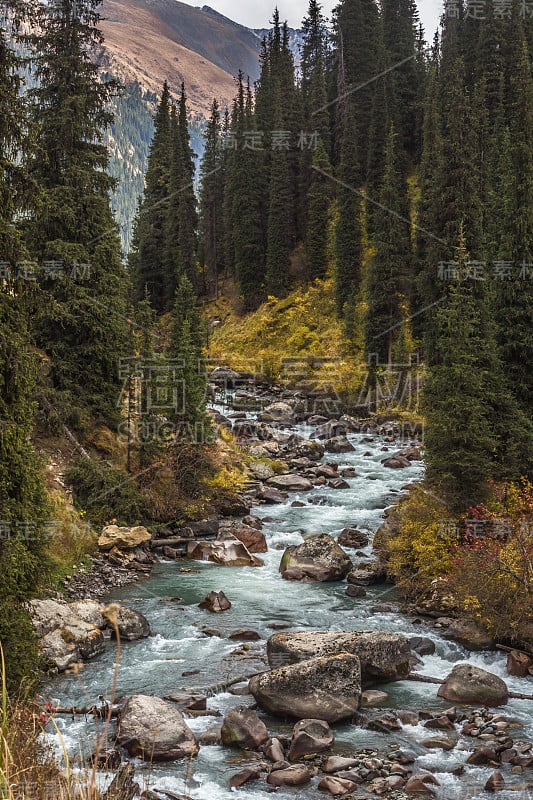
[[35, 382, 533, 800]]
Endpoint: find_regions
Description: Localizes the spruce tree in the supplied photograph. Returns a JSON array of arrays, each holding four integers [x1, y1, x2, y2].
[[335, 99, 363, 320], [169, 275, 209, 438], [130, 82, 171, 311], [424, 232, 496, 510], [306, 139, 333, 280], [265, 86, 292, 298], [198, 99, 225, 298], [365, 124, 412, 366], [28, 0, 129, 425], [229, 73, 265, 310], [0, 0, 50, 691]]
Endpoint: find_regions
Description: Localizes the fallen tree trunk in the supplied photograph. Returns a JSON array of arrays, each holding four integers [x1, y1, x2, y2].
[[194, 672, 264, 695], [46, 704, 119, 718]]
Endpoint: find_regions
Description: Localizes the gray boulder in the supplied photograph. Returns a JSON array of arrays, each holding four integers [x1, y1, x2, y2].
[[279, 534, 352, 582], [249, 652, 361, 722], [287, 719, 334, 760], [437, 664, 508, 707], [221, 708, 269, 750], [104, 605, 150, 641], [267, 630, 411, 683], [116, 695, 198, 761], [266, 474, 313, 492]]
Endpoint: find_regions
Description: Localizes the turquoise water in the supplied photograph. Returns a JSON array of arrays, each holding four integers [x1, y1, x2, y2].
[[42, 415, 533, 800]]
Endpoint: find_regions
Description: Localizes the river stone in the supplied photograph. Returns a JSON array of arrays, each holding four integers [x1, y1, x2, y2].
[[324, 436, 355, 453], [360, 689, 389, 708], [249, 462, 275, 481], [506, 649, 533, 677], [338, 528, 369, 548], [421, 734, 458, 750], [409, 636, 436, 656], [381, 456, 411, 469], [265, 737, 285, 762], [98, 524, 151, 551], [267, 630, 411, 682], [258, 488, 288, 504], [267, 765, 311, 787], [318, 775, 359, 795], [187, 539, 263, 567], [104, 605, 150, 641], [259, 401, 295, 423], [346, 585, 367, 598], [443, 619, 495, 650], [437, 664, 509, 706], [217, 524, 268, 553], [288, 719, 334, 760], [221, 707, 269, 750], [279, 534, 352, 582], [266, 474, 313, 491], [198, 590, 231, 613], [323, 756, 360, 773], [249, 652, 361, 723], [29, 598, 82, 638], [68, 600, 106, 629], [229, 767, 261, 789], [485, 770, 505, 791], [404, 774, 439, 795], [116, 695, 198, 761], [39, 629, 80, 672]]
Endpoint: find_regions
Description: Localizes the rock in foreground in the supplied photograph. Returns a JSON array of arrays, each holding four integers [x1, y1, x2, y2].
[[249, 652, 361, 722], [117, 695, 198, 761]]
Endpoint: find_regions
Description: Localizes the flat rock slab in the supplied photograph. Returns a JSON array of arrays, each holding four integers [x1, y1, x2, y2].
[[267, 474, 313, 491], [267, 630, 411, 683]]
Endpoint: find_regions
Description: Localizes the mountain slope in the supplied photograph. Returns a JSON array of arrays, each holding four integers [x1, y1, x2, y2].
[[99, 0, 262, 115]]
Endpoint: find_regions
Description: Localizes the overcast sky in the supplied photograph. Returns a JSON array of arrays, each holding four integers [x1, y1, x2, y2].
[[186, 0, 443, 40]]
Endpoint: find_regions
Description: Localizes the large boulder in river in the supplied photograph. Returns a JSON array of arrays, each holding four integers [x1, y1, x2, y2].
[[280, 534, 352, 582], [221, 708, 269, 749], [437, 664, 509, 706], [324, 436, 355, 453], [104, 605, 150, 641], [267, 631, 411, 684], [117, 695, 198, 761], [259, 401, 296, 423], [187, 539, 263, 567], [217, 524, 268, 553], [198, 590, 232, 613], [266, 474, 313, 492], [267, 630, 411, 683], [249, 652, 361, 722], [98, 524, 151, 551]]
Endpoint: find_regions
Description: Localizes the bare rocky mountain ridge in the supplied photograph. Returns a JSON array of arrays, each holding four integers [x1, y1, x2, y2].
[[95, 0, 303, 250], [99, 0, 301, 115]]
